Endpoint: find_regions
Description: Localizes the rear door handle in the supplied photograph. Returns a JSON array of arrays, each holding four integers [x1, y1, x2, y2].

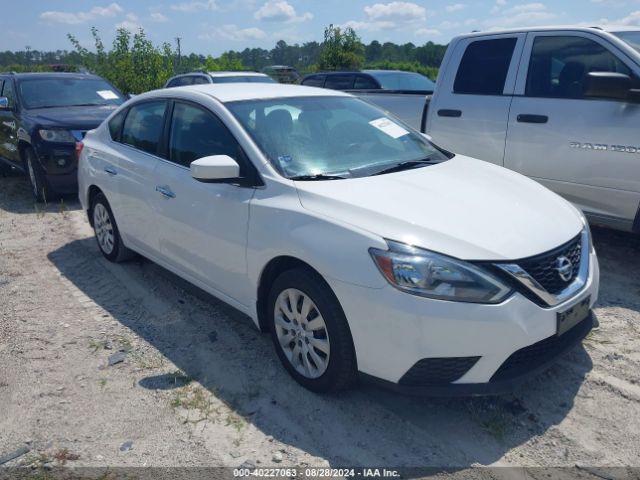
[[517, 114, 548, 124], [104, 166, 117, 176], [155, 185, 176, 199], [437, 109, 462, 118]]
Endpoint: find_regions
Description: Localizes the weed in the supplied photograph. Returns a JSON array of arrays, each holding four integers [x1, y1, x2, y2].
[[479, 414, 508, 442], [53, 447, 80, 464]]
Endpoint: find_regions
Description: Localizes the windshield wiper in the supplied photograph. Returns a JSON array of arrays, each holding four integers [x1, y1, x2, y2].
[[370, 159, 439, 176], [289, 174, 347, 181]]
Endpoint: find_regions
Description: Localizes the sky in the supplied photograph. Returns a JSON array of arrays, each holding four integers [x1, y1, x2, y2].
[[3, 0, 640, 55]]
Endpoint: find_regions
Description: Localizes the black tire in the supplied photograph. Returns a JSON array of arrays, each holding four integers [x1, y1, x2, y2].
[[90, 192, 135, 263], [267, 267, 357, 393], [23, 147, 56, 203]]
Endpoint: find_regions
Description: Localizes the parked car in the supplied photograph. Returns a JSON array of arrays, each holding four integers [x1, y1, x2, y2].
[[78, 83, 599, 394], [424, 26, 640, 233], [262, 65, 300, 83], [0, 72, 125, 201], [164, 71, 276, 88], [301, 70, 434, 129]]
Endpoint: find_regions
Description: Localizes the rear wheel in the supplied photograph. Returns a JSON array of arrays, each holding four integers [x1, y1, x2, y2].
[[91, 192, 135, 263], [268, 268, 357, 393]]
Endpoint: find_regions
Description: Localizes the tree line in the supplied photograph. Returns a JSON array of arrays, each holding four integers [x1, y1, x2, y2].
[[0, 25, 446, 94]]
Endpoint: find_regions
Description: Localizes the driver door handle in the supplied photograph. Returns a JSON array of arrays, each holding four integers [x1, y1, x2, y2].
[[104, 166, 117, 176], [155, 185, 176, 199]]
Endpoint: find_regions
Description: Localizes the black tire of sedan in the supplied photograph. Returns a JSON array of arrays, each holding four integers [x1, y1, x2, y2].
[[24, 147, 55, 203], [268, 268, 357, 392], [91, 193, 135, 263]]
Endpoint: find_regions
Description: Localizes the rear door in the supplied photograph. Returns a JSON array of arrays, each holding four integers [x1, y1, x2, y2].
[[111, 100, 168, 255], [426, 34, 525, 165], [505, 31, 640, 227]]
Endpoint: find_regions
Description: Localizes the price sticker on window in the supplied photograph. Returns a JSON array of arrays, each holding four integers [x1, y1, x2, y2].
[[369, 117, 409, 139]]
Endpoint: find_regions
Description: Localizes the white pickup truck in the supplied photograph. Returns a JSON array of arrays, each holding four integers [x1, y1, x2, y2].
[[421, 26, 640, 233]]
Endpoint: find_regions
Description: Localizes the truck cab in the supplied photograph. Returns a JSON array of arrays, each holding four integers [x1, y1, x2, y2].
[[426, 26, 640, 233]]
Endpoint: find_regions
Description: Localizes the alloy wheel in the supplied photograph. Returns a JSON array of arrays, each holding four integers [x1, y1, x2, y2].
[[93, 203, 115, 255], [274, 288, 331, 379]]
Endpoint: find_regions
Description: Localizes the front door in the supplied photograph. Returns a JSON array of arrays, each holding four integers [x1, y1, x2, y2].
[[505, 32, 640, 227], [152, 101, 255, 306], [0, 78, 19, 166]]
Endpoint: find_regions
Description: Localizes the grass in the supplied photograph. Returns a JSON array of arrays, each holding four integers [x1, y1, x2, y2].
[[52, 448, 80, 464], [479, 414, 509, 442]]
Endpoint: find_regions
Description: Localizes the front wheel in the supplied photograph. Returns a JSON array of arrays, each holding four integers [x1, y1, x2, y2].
[[24, 148, 55, 203], [268, 268, 357, 393], [91, 193, 135, 263]]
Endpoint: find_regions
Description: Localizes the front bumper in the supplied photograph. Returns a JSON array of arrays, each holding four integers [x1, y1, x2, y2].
[[34, 142, 79, 194], [328, 250, 599, 395]]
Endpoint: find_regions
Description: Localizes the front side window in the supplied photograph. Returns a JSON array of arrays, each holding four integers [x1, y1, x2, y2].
[[121, 101, 167, 155], [302, 75, 326, 87], [228, 96, 449, 179], [168, 102, 240, 168], [18, 77, 124, 109], [454, 38, 517, 95], [2, 79, 17, 108], [526, 36, 632, 99]]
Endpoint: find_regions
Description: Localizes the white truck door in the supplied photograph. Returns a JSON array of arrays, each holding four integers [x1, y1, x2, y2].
[[505, 31, 640, 230], [426, 33, 525, 165]]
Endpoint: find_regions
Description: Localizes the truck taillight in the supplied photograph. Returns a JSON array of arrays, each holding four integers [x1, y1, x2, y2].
[[75, 142, 84, 162]]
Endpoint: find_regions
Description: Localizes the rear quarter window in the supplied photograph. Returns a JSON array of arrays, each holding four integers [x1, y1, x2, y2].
[[302, 75, 326, 87], [454, 38, 517, 95], [108, 110, 127, 141], [324, 75, 355, 90]]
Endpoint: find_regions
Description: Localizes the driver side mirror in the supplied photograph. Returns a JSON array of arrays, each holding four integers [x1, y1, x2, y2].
[[0, 97, 13, 111], [584, 72, 640, 102], [191, 155, 240, 183]]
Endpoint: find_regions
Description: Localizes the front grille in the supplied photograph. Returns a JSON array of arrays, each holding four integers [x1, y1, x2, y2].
[[399, 357, 480, 386], [518, 234, 582, 294], [490, 313, 592, 382]]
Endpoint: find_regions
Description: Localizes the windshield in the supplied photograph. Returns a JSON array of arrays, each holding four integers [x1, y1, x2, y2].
[[18, 77, 125, 109], [227, 96, 449, 179], [613, 31, 640, 53], [212, 76, 277, 84], [367, 71, 435, 92]]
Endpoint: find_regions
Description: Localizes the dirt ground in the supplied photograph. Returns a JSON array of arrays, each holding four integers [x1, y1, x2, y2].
[[1, 172, 640, 473]]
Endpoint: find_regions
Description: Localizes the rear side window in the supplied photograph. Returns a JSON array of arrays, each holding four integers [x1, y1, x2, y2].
[[108, 110, 126, 141], [302, 75, 325, 87], [324, 75, 355, 90], [526, 36, 632, 99], [168, 102, 241, 168], [121, 101, 167, 155], [354, 75, 379, 89], [454, 38, 517, 95], [191, 76, 210, 85]]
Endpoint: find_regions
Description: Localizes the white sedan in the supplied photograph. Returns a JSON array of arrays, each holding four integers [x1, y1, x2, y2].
[[78, 83, 599, 394]]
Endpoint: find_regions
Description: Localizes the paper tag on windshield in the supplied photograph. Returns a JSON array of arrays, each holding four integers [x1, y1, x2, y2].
[[97, 90, 118, 100], [369, 117, 409, 139]]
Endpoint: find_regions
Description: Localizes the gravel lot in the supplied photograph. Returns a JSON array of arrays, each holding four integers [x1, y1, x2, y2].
[[1, 172, 639, 473]]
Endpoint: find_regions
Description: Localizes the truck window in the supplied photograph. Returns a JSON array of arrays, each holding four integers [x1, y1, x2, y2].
[[1, 79, 16, 108], [453, 38, 517, 95], [526, 36, 632, 100]]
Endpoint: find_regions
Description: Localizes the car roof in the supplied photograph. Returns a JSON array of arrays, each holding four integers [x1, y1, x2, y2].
[[455, 25, 640, 38], [207, 71, 269, 77], [144, 83, 350, 103], [363, 69, 421, 75], [0, 72, 104, 80]]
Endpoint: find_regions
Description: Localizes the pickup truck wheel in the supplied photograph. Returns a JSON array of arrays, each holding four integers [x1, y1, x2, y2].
[[91, 193, 135, 263], [268, 268, 357, 393], [24, 148, 55, 203]]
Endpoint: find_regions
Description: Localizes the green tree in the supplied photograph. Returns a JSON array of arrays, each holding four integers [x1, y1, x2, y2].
[[318, 24, 365, 71]]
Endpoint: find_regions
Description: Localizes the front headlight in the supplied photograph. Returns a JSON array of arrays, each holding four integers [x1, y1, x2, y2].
[[369, 240, 512, 303], [39, 129, 76, 143]]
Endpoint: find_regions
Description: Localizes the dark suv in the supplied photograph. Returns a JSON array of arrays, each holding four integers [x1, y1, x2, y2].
[[301, 70, 435, 92], [0, 72, 125, 202]]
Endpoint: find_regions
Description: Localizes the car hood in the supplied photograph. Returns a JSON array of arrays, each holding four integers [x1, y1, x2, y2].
[[26, 105, 119, 129], [294, 155, 583, 261]]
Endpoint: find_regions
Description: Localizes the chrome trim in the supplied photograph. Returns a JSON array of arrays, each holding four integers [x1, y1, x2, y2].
[[495, 229, 590, 307]]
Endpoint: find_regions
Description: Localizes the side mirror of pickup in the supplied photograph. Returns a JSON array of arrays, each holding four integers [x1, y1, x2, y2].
[[191, 155, 241, 183], [0, 97, 13, 111], [584, 72, 639, 102]]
